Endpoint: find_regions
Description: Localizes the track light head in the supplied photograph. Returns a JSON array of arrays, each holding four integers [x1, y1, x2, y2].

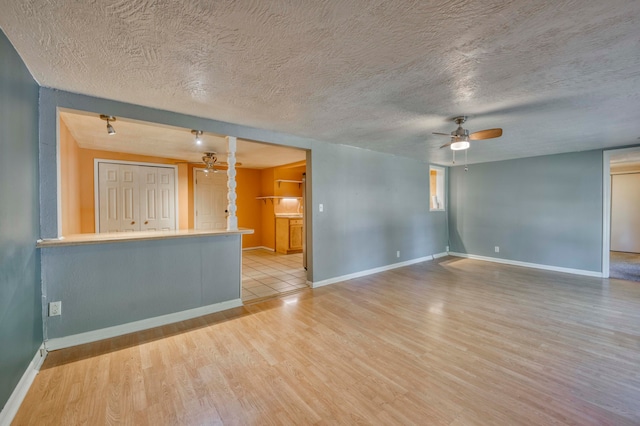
[[191, 130, 203, 145], [100, 115, 117, 136]]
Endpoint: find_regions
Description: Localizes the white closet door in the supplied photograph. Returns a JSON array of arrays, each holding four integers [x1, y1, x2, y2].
[[139, 166, 176, 231], [98, 162, 176, 233], [99, 163, 139, 232], [156, 167, 176, 230], [119, 165, 140, 232], [195, 170, 227, 230]]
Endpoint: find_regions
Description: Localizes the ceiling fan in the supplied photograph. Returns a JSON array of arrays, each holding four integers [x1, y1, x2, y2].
[[179, 152, 242, 173], [434, 116, 502, 151], [202, 152, 219, 173]]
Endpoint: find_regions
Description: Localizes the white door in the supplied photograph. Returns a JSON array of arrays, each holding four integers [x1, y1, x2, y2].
[[99, 163, 139, 232], [611, 173, 640, 253], [98, 162, 176, 233], [195, 170, 227, 230], [139, 166, 176, 231]]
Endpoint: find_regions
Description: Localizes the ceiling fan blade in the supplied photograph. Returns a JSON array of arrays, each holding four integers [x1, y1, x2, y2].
[[470, 128, 502, 140], [440, 141, 453, 149], [433, 132, 452, 136]]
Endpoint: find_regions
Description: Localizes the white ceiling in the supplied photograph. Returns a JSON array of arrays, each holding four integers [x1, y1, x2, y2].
[[59, 110, 306, 169], [3, 1, 640, 165]]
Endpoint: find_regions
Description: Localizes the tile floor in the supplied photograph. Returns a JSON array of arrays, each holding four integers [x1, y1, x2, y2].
[[242, 249, 308, 302]]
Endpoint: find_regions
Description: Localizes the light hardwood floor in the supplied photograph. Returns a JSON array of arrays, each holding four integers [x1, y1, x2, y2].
[[14, 257, 640, 425]]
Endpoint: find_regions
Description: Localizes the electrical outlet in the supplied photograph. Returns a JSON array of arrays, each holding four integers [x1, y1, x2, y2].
[[495, 246, 500, 253], [319, 203, 324, 212], [49, 301, 61, 317], [396, 250, 400, 258], [446, 246, 449, 252]]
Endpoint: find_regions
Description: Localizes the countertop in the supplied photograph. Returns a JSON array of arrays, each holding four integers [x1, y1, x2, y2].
[[37, 228, 254, 248]]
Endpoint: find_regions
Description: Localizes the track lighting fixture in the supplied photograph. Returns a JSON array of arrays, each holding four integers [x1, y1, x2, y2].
[[99, 115, 116, 135], [191, 130, 203, 145]]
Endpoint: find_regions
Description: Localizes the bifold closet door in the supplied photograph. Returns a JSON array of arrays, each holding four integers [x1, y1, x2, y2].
[[98, 163, 139, 233], [139, 166, 175, 231], [98, 163, 176, 233]]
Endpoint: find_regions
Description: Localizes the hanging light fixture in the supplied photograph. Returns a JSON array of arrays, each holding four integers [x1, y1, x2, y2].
[[202, 152, 218, 173], [99, 115, 116, 135], [450, 135, 470, 151], [191, 130, 203, 145]]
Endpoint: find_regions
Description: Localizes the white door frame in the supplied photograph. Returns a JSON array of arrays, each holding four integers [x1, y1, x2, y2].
[[94, 159, 179, 233], [602, 146, 640, 277]]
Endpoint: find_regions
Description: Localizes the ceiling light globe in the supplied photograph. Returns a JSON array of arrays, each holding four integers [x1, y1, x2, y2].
[[450, 140, 470, 150]]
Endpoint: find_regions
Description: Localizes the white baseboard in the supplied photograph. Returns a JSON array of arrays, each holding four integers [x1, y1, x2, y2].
[[45, 298, 243, 351], [311, 255, 436, 288], [242, 246, 274, 252], [0, 344, 47, 426], [448, 252, 603, 278], [432, 251, 448, 259]]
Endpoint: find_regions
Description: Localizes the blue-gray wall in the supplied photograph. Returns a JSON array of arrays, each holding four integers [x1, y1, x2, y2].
[[0, 31, 42, 410], [449, 150, 603, 273], [42, 235, 241, 339], [309, 142, 448, 281]]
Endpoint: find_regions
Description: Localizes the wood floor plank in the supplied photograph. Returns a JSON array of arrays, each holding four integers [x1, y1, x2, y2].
[[12, 256, 640, 425]]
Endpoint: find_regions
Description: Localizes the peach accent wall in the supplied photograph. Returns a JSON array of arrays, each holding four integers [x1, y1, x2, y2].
[[260, 168, 276, 249], [59, 120, 82, 235], [177, 163, 189, 230], [236, 169, 262, 248]]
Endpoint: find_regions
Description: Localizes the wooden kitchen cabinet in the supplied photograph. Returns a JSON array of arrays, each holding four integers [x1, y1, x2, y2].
[[276, 217, 303, 254]]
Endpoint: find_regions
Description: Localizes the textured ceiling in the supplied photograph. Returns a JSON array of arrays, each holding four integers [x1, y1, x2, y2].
[[2, 0, 640, 165], [60, 110, 306, 169]]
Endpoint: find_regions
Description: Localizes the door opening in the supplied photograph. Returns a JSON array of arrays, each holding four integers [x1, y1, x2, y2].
[[603, 147, 640, 280]]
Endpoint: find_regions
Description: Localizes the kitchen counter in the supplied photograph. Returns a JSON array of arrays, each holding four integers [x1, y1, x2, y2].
[[37, 228, 254, 248]]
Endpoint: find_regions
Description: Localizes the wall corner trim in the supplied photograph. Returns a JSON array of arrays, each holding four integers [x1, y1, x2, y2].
[[311, 255, 436, 288], [44, 299, 243, 352], [0, 345, 47, 426], [448, 252, 603, 278]]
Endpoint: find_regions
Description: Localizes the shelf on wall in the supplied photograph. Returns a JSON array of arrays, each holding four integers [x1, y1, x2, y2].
[[276, 179, 303, 188], [256, 196, 303, 204]]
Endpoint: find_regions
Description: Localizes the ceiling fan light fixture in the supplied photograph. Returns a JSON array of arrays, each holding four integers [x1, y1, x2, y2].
[[450, 136, 470, 151], [99, 115, 116, 136], [202, 151, 218, 173]]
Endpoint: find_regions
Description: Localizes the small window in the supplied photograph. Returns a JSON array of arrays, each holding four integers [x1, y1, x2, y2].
[[429, 166, 445, 211]]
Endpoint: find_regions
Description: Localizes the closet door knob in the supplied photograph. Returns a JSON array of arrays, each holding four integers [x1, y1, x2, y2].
[[144, 221, 148, 224], [131, 221, 135, 225]]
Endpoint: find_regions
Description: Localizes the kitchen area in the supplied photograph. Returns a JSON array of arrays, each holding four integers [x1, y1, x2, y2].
[[241, 162, 308, 302]]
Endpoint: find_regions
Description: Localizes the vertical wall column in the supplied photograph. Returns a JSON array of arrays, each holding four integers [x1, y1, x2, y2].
[[226, 136, 238, 230]]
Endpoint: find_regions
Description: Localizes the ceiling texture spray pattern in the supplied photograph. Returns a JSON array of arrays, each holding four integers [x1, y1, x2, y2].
[[2, 0, 640, 164]]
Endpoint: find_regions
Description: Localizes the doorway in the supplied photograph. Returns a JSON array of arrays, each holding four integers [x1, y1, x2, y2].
[[603, 147, 640, 281]]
